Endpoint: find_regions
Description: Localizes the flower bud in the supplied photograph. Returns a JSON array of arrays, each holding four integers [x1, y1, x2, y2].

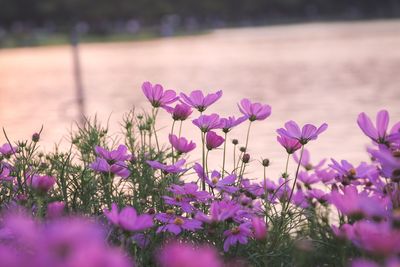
[[262, 158, 270, 167], [232, 139, 238, 145], [242, 153, 250, 163], [32, 133, 40, 142]]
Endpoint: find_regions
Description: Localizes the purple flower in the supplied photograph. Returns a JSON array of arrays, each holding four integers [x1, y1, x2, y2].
[[164, 103, 193, 121], [238, 98, 271, 121], [156, 213, 202, 235], [277, 120, 328, 145], [357, 109, 400, 144], [223, 223, 252, 252], [206, 131, 224, 150], [142, 81, 178, 108], [26, 174, 56, 193], [168, 182, 211, 202], [192, 114, 223, 132], [277, 135, 302, 154], [47, 202, 65, 219], [90, 145, 131, 178], [298, 171, 320, 186], [252, 217, 268, 240], [329, 159, 377, 184], [193, 164, 238, 193], [0, 164, 15, 182], [0, 143, 17, 157], [169, 134, 196, 154], [220, 116, 247, 133], [104, 203, 153, 232], [180, 90, 222, 112], [146, 159, 188, 174], [195, 200, 240, 224], [368, 146, 400, 180], [293, 148, 325, 170], [157, 242, 222, 267]]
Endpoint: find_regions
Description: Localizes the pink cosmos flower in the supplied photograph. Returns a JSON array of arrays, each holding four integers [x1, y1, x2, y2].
[[252, 217, 268, 240], [155, 213, 202, 235], [0, 143, 17, 157], [220, 116, 247, 133], [104, 203, 153, 232], [368, 146, 400, 180], [157, 242, 222, 267], [277, 120, 328, 145], [206, 131, 224, 150], [193, 164, 238, 193], [168, 134, 196, 154], [142, 81, 178, 108], [146, 159, 188, 174], [192, 114, 223, 132], [26, 174, 56, 193], [195, 200, 240, 224], [180, 90, 222, 112], [277, 134, 302, 154], [164, 103, 193, 121], [223, 222, 252, 252], [90, 145, 131, 178], [293, 148, 326, 170], [238, 98, 272, 121], [357, 109, 400, 144], [47, 202, 65, 219]]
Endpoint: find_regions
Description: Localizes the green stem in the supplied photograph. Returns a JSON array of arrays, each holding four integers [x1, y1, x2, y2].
[[170, 120, 176, 164], [201, 132, 206, 191], [285, 145, 305, 213], [152, 108, 160, 153], [178, 121, 183, 138], [222, 132, 228, 177]]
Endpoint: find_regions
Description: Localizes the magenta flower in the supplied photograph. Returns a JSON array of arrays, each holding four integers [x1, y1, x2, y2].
[[180, 89, 222, 112], [220, 116, 247, 133], [194, 164, 238, 193], [293, 149, 326, 170], [223, 222, 252, 252], [157, 242, 222, 267], [156, 213, 202, 235], [277, 120, 328, 145], [0, 164, 15, 182], [47, 201, 65, 219], [0, 143, 17, 157], [192, 114, 223, 132], [104, 203, 153, 232], [168, 134, 196, 154], [357, 109, 400, 144], [206, 131, 224, 150], [195, 200, 240, 224], [168, 182, 211, 202], [238, 98, 271, 121], [277, 135, 302, 154], [90, 145, 131, 178], [26, 174, 56, 193], [368, 146, 400, 180], [164, 103, 193, 121], [252, 217, 268, 240], [298, 171, 320, 186], [146, 159, 188, 174], [142, 81, 178, 108]]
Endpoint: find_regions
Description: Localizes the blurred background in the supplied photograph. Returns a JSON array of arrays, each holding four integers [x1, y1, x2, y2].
[[0, 0, 399, 177]]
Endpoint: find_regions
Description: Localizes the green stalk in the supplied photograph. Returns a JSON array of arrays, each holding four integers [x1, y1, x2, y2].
[[221, 132, 228, 177]]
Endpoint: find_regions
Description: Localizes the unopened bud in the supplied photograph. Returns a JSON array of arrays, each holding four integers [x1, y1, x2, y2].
[[32, 133, 40, 142], [242, 153, 250, 163], [262, 158, 270, 167], [232, 139, 238, 145]]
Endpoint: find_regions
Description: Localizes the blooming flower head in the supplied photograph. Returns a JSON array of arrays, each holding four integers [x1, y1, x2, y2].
[[26, 174, 56, 193], [193, 164, 238, 193], [180, 90, 222, 112], [0, 164, 15, 182], [90, 145, 131, 178], [277, 134, 302, 154], [146, 159, 188, 174], [238, 98, 271, 121], [104, 203, 153, 232], [47, 201, 65, 219], [192, 114, 223, 133], [220, 116, 247, 133], [195, 200, 240, 224], [293, 148, 325, 171], [223, 222, 252, 252], [368, 146, 400, 181], [156, 213, 202, 235], [164, 103, 193, 121], [169, 134, 196, 154], [0, 143, 17, 157], [206, 131, 224, 150], [357, 109, 400, 145], [252, 217, 268, 240], [157, 241, 222, 267], [142, 81, 178, 108], [276, 120, 328, 145]]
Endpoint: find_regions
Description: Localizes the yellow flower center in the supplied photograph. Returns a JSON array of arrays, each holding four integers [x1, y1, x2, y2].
[[174, 218, 184, 225]]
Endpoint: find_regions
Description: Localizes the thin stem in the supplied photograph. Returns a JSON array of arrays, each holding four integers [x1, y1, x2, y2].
[[285, 145, 305, 213], [178, 121, 183, 138], [222, 132, 228, 177], [152, 108, 160, 153], [284, 153, 290, 177], [244, 121, 252, 151], [201, 132, 206, 191], [170, 120, 176, 164]]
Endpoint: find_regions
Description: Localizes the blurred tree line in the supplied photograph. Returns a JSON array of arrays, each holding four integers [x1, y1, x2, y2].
[[0, 0, 399, 46]]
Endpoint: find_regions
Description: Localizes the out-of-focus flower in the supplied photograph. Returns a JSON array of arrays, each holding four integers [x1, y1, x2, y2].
[[0, 164, 15, 182], [369, 146, 400, 181], [238, 98, 271, 121], [0, 143, 17, 157], [142, 81, 178, 108], [195, 200, 240, 224], [164, 103, 193, 121], [46, 202, 65, 219], [169, 134, 196, 154], [277, 120, 328, 145], [206, 131, 224, 150], [293, 149, 325, 170], [104, 203, 153, 232], [157, 241, 222, 267], [26, 174, 56, 193], [252, 217, 267, 240], [192, 114, 223, 132], [180, 90, 222, 112], [147, 159, 188, 174]]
